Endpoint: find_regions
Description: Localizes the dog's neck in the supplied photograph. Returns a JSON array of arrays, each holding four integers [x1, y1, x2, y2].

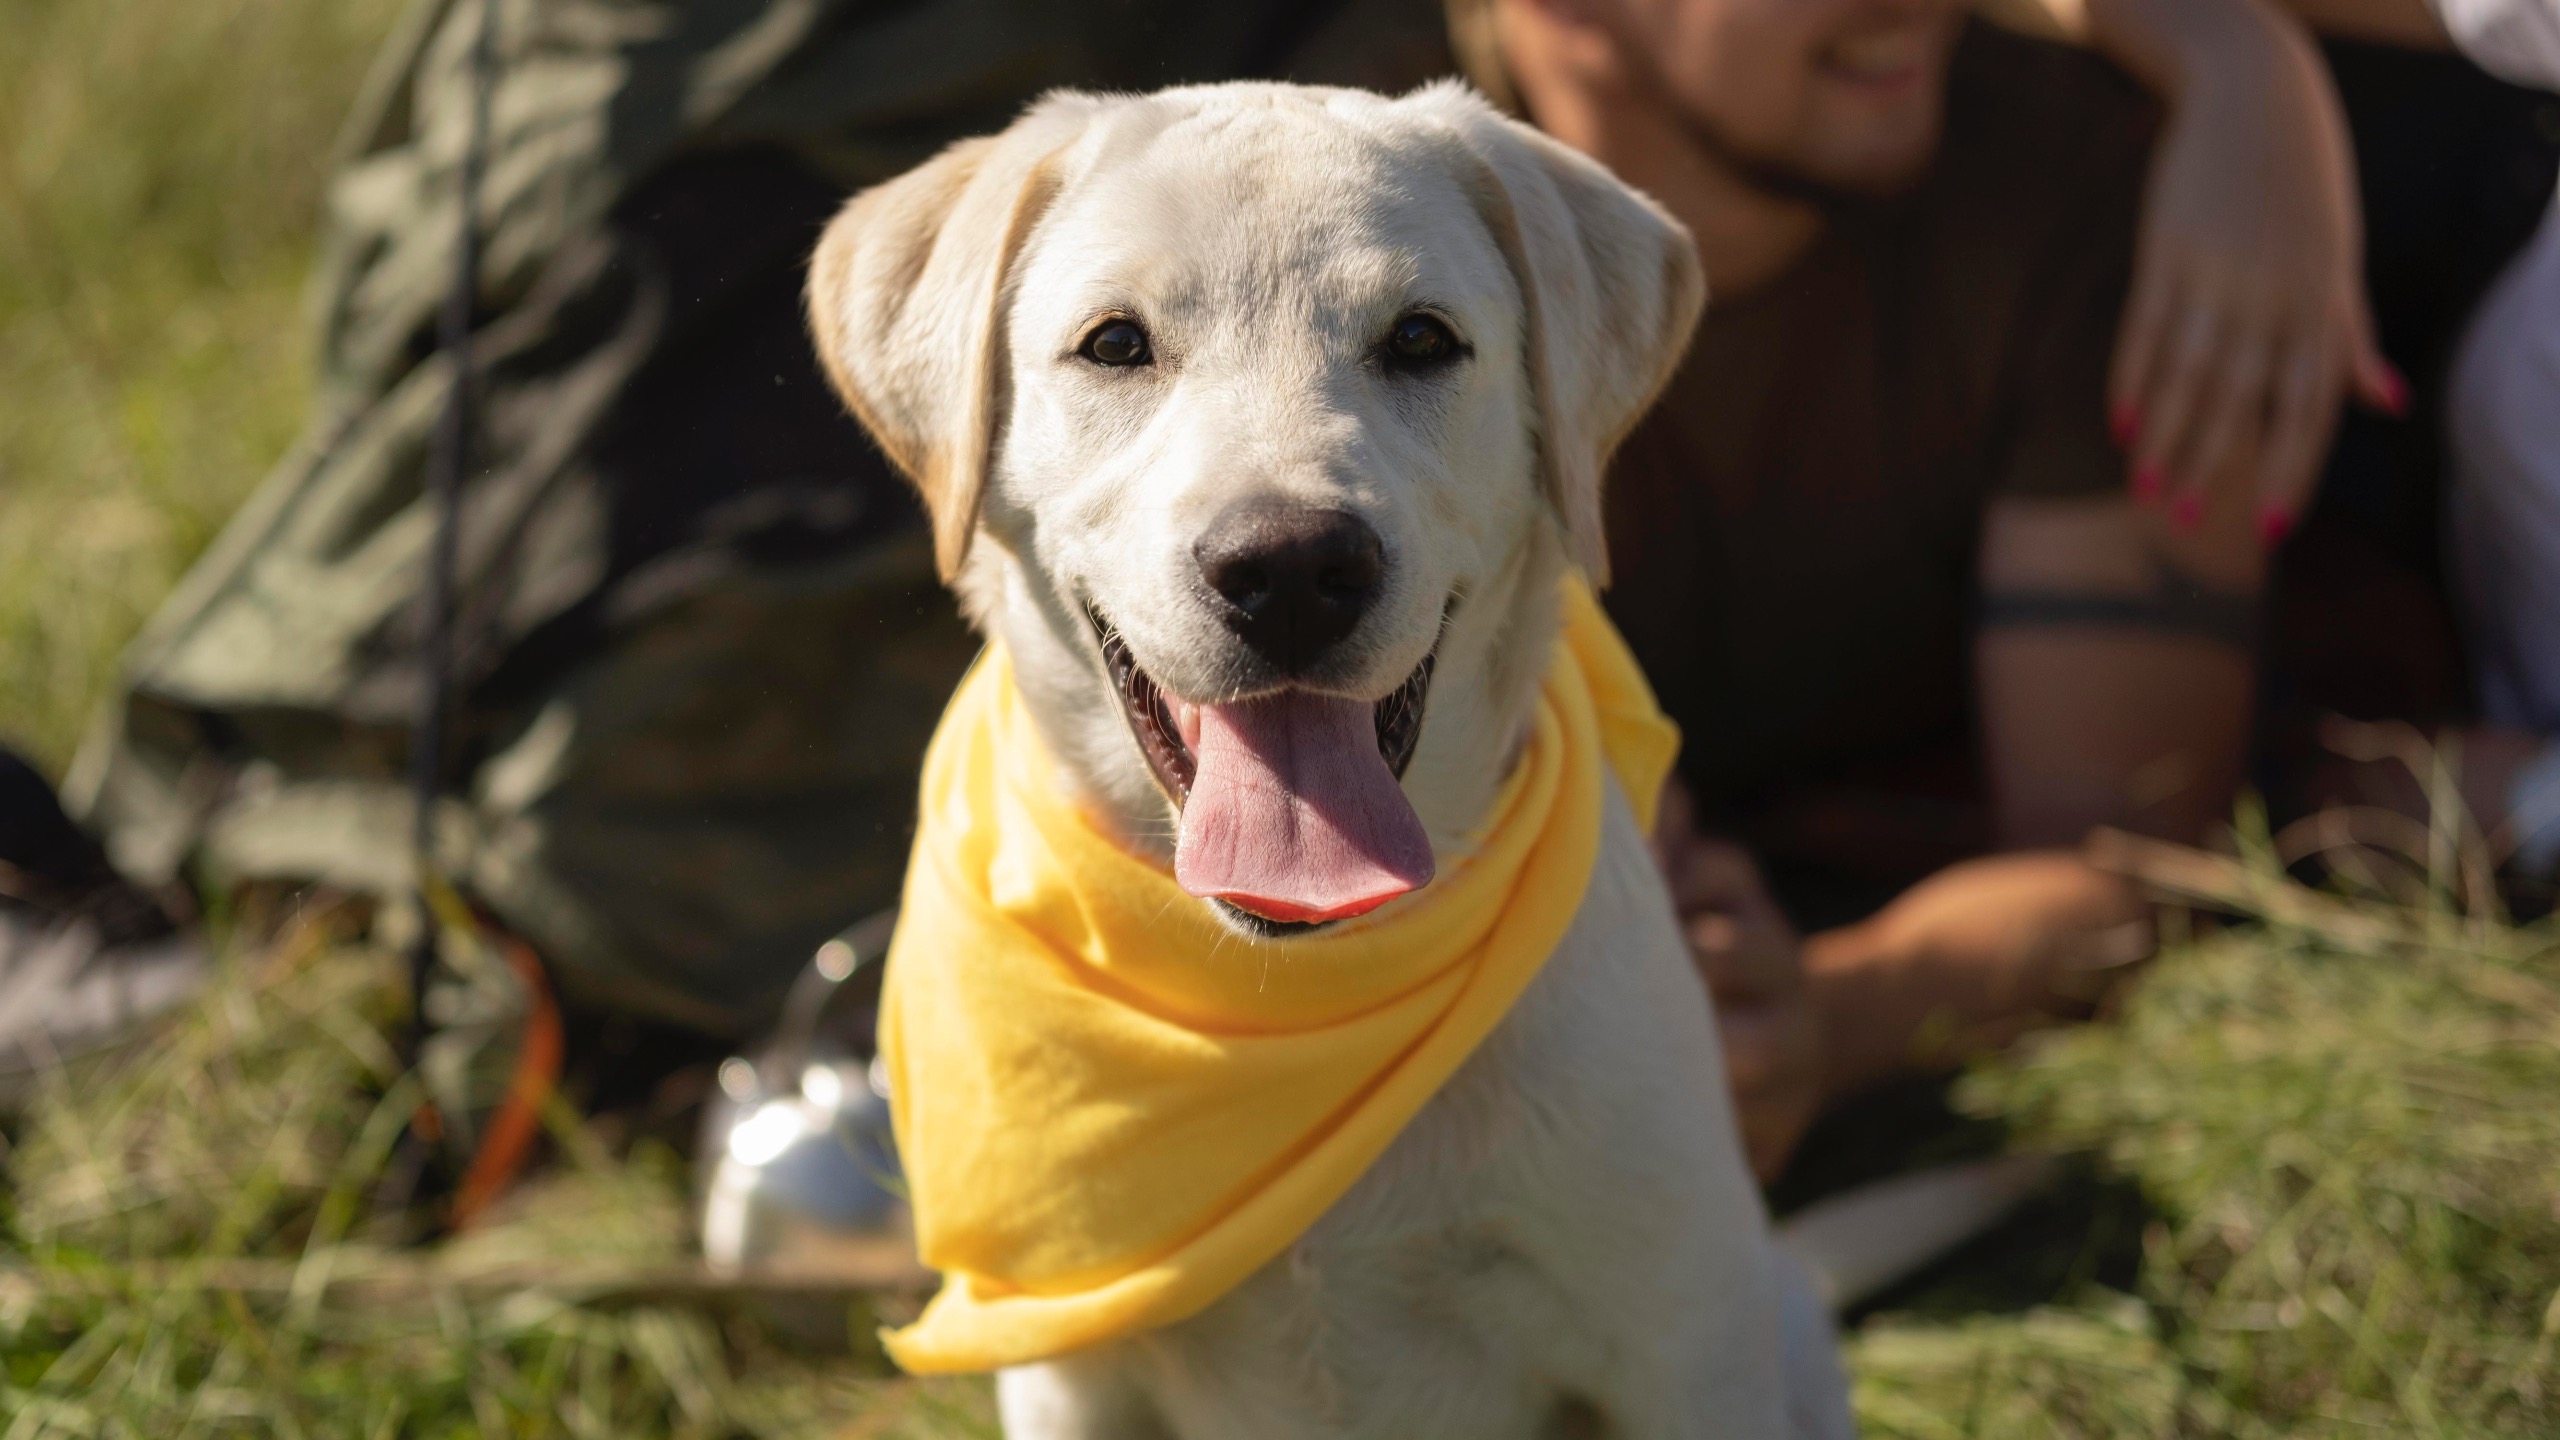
[[960, 531, 1572, 872]]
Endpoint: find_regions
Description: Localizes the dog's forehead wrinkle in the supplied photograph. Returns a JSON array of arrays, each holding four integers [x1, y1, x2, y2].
[[1102, 213, 1431, 326], [1142, 94, 1407, 187], [1047, 112, 1499, 336]]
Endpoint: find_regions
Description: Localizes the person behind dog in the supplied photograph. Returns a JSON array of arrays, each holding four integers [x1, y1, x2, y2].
[[1476, 0, 2282, 1179], [43, 0, 2425, 1174], [1479, 0, 2560, 1180]]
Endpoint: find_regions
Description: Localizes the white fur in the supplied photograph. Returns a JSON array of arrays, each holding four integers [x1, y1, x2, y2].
[[809, 81, 1852, 1439]]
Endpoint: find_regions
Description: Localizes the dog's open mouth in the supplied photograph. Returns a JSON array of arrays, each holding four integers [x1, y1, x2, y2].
[[1089, 606, 1438, 930]]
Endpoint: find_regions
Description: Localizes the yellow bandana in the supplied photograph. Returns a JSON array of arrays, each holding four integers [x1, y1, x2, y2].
[[878, 575, 1678, 1373]]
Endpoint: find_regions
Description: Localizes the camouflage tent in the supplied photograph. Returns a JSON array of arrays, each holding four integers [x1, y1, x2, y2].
[[68, 0, 1456, 1032]]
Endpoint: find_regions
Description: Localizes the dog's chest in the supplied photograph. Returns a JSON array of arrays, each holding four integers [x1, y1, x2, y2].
[[1121, 795, 1777, 1439]]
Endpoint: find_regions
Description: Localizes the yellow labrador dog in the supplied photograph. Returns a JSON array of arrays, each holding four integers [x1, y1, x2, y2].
[[808, 81, 1853, 1440]]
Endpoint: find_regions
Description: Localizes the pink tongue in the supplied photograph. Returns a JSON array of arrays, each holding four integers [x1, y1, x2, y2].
[[1174, 692, 1435, 924]]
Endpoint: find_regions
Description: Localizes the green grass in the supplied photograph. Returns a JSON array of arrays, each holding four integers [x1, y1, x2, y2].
[[0, 0, 401, 772], [1, 900, 999, 1438], [8, 838, 2553, 1436], [1837, 805, 2560, 1438], [0, 2, 994, 1428], [1849, 920, 2560, 1436], [5, 0, 2558, 1432]]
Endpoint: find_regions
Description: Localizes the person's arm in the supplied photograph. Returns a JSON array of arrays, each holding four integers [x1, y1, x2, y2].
[[1983, 0, 2400, 542], [1989, 0, 2450, 47], [1800, 853, 2153, 1102], [2099, 0, 2398, 539], [1668, 484, 2262, 1174], [2264, 0, 2452, 45], [1803, 487, 2262, 1101]]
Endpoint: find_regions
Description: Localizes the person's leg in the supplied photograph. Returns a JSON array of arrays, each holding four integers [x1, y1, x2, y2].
[[2449, 193, 2560, 734], [0, 746, 204, 1109], [2447, 192, 2560, 873]]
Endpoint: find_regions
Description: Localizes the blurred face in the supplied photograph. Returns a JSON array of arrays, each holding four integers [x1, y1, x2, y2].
[[1604, 0, 1965, 196]]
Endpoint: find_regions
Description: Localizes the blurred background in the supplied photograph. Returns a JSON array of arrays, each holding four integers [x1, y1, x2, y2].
[[1, 0, 401, 772]]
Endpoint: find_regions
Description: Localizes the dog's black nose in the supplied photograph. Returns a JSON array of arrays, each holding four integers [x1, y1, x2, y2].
[[1194, 504, 1383, 673]]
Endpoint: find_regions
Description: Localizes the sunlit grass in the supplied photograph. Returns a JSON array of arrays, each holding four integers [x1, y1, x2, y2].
[[0, 899, 999, 1438], [11, 842, 2552, 1436], [1846, 803, 2560, 1438], [0, 0, 403, 772]]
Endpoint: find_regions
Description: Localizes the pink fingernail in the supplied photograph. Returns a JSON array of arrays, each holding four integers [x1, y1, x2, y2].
[[2172, 493, 2204, 532], [2258, 506, 2294, 548], [2110, 403, 2141, 448], [2377, 363, 2410, 418], [2132, 464, 2165, 503]]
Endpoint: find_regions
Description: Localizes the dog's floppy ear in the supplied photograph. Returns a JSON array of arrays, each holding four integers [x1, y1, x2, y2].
[[1424, 84, 1706, 586], [806, 94, 1103, 581]]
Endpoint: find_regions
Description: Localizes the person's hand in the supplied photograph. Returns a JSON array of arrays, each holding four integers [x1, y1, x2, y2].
[[1654, 782, 1824, 1182], [2106, 0, 2403, 544]]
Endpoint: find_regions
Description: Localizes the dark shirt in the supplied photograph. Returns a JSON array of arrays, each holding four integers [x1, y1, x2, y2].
[[1600, 24, 2156, 909]]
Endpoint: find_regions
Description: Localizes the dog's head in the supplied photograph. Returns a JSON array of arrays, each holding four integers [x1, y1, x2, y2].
[[810, 82, 1701, 934]]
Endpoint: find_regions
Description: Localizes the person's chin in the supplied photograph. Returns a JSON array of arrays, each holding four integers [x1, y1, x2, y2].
[[1800, 102, 1944, 198]]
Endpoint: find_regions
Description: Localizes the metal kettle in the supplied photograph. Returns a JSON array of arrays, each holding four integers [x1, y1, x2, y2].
[[696, 910, 909, 1272]]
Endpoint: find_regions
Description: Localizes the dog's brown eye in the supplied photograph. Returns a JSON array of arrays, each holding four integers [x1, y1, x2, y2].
[[1081, 320, 1152, 367], [1385, 314, 1457, 366]]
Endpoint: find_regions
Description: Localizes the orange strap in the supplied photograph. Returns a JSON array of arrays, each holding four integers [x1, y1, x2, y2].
[[447, 931, 564, 1229]]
